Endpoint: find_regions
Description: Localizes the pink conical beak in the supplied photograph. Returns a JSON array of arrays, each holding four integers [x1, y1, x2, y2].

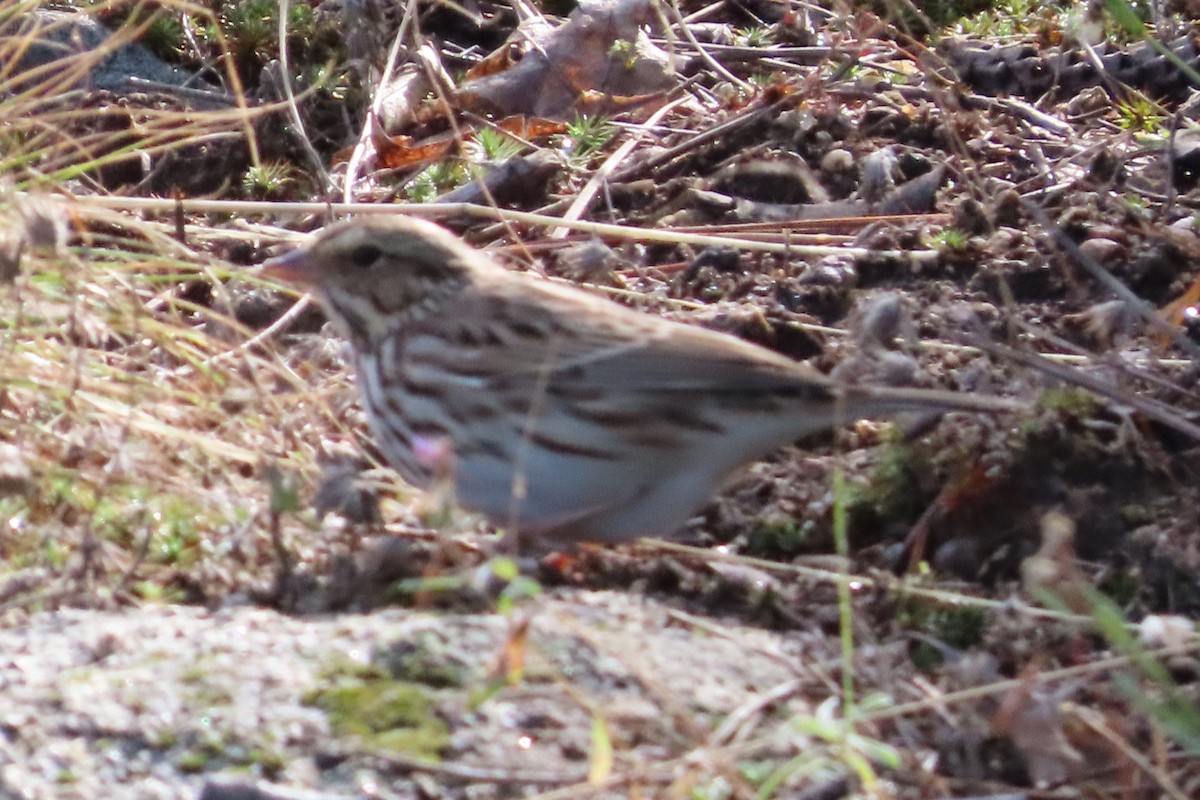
[[261, 247, 319, 285]]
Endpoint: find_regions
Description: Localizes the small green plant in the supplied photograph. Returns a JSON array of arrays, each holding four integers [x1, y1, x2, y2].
[[931, 227, 968, 250], [832, 469, 856, 713], [744, 515, 810, 559], [1114, 96, 1166, 133], [471, 127, 524, 164], [488, 556, 543, 617], [898, 598, 990, 668], [1097, 0, 1156, 39], [242, 161, 298, 199], [141, 12, 186, 60], [844, 437, 932, 537], [213, 0, 276, 62], [404, 161, 470, 202], [955, 0, 1029, 36], [209, 0, 316, 63], [304, 670, 452, 758], [608, 39, 637, 70], [734, 26, 771, 48], [745, 471, 901, 797], [1035, 386, 1102, 418], [300, 63, 354, 102], [752, 696, 901, 798], [1043, 587, 1200, 752], [562, 114, 615, 166]]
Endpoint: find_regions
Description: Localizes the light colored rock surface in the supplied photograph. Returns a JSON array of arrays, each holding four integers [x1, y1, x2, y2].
[[0, 593, 827, 799]]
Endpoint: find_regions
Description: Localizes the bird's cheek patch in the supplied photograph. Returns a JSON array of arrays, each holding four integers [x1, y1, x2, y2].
[[371, 278, 414, 312]]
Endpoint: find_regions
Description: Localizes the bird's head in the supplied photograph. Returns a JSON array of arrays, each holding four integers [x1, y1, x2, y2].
[[261, 216, 471, 342]]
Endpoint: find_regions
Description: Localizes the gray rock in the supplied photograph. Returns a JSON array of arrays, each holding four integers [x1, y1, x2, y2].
[[2, 9, 229, 106]]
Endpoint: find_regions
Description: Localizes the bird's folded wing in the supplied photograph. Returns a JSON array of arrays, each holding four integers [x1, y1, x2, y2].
[[449, 281, 835, 396]]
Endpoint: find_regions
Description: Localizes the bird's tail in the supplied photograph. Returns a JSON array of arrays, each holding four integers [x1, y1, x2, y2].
[[837, 383, 1029, 420]]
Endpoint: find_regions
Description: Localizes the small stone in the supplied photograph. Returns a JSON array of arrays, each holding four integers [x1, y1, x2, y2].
[[1077, 237, 1122, 262]]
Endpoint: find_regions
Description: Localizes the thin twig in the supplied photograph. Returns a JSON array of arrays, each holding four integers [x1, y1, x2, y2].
[[971, 336, 1200, 441], [1022, 199, 1200, 361], [276, 0, 334, 193], [204, 293, 314, 367]]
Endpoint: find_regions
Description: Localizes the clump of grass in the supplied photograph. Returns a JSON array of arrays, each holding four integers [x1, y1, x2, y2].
[[561, 113, 616, 167], [242, 160, 300, 199], [200, 0, 323, 79], [931, 227, 969, 251], [139, 12, 186, 60], [0, 195, 330, 606], [0, 1, 364, 606], [403, 161, 471, 202], [951, 0, 1059, 38], [470, 126, 524, 165], [734, 26, 771, 48], [1114, 95, 1166, 133]]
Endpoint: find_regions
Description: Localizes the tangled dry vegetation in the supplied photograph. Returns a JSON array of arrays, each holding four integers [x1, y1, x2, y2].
[[2, 0, 1200, 797]]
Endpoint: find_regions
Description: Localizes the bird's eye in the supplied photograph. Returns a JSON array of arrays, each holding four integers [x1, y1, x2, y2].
[[349, 244, 381, 267]]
